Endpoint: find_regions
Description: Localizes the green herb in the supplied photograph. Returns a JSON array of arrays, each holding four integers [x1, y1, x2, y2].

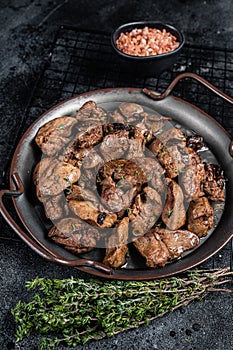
[[63, 177, 73, 194], [155, 129, 163, 135], [97, 176, 102, 183], [57, 124, 65, 130], [126, 208, 131, 214], [156, 221, 163, 228], [166, 207, 174, 217], [116, 164, 125, 174], [135, 170, 139, 175], [65, 183, 73, 195], [159, 146, 167, 158], [103, 165, 110, 172], [177, 134, 186, 140], [160, 152, 167, 158], [147, 173, 152, 181], [11, 268, 232, 349], [116, 177, 125, 188]]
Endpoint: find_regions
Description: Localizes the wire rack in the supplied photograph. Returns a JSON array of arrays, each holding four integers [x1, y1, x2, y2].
[[1, 25, 232, 270]]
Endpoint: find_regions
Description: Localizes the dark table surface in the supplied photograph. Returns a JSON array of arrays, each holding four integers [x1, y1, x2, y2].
[[0, 1, 233, 350]]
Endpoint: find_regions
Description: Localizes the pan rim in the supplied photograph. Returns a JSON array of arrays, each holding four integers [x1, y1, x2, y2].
[[9, 87, 233, 280]]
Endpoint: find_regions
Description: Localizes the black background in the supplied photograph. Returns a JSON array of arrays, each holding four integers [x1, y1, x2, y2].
[[0, 1, 232, 349]]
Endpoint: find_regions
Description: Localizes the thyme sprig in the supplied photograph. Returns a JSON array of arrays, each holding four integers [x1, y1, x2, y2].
[[12, 268, 232, 350]]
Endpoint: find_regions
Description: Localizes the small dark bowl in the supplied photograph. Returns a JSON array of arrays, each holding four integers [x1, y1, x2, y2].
[[111, 21, 185, 77]]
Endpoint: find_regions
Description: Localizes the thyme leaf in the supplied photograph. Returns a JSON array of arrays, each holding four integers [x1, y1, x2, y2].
[[11, 268, 232, 349]]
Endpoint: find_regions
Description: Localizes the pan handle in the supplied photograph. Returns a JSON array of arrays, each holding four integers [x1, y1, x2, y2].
[[142, 72, 233, 157], [0, 173, 112, 276], [142, 72, 233, 104]]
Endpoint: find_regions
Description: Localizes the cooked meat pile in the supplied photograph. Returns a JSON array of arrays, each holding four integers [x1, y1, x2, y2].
[[33, 100, 225, 269]]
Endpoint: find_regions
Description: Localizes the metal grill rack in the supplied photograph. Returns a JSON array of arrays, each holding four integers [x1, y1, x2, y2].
[[1, 25, 232, 270]]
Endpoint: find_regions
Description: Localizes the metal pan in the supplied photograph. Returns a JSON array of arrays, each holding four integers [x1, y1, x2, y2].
[[1, 73, 233, 280]]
